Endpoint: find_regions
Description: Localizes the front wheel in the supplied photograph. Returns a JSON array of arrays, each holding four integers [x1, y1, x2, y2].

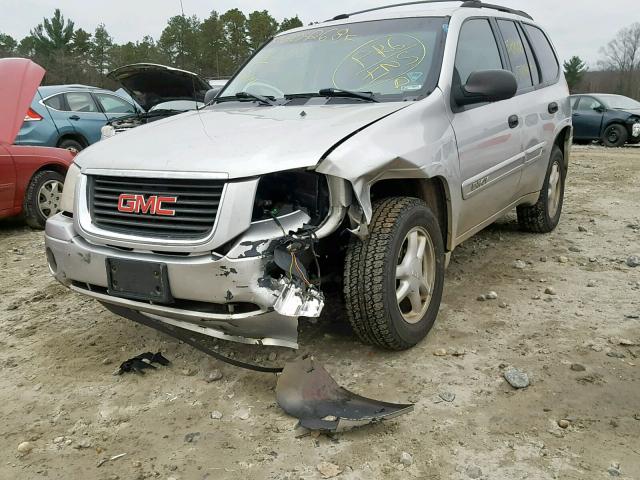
[[24, 170, 65, 229], [58, 138, 84, 153], [602, 124, 628, 148], [343, 197, 445, 351], [517, 146, 565, 233]]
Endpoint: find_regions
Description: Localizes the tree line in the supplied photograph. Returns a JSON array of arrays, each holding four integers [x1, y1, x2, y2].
[[564, 22, 640, 98], [0, 8, 303, 88], [1, 10, 638, 99]]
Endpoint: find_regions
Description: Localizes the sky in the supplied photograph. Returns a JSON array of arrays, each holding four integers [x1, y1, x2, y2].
[[1, 0, 636, 67]]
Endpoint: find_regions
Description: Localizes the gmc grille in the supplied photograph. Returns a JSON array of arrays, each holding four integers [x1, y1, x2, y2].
[[88, 175, 225, 239]]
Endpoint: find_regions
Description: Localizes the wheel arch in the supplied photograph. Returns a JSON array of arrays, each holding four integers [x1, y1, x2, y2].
[[554, 125, 573, 171], [601, 119, 630, 136], [369, 176, 452, 251], [56, 133, 89, 149]]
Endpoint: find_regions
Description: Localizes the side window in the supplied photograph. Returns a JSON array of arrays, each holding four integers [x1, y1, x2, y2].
[[570, 97, 580, 110], [577, 97, 603, 113], [65, 92, 99, 113], [95, 94, 136, 114], [522, 24, 559, 83], [497, 20, 533, 89], [454, 18, 503, 85], [43, 94, 66, 111], [517, 23, 540, 85]]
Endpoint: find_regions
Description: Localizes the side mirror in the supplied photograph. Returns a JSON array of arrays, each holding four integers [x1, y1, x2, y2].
[[594, 105, 605, 113], [454, 69, 518, 106], [204, 88, 222, 104]]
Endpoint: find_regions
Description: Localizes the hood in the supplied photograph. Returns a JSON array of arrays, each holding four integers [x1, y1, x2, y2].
[[615, 108, 640, 116], [107, 63, 211, 112], [0, 58, 45, 145], [77, 102, 407, 178]]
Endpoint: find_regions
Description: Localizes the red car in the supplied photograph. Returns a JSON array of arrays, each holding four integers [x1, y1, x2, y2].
[[0, 58, 74, 228]]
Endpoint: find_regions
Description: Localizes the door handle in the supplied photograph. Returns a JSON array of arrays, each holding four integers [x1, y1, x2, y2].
[[508, 115, 519, 129], [548, 102, 559, 114], [69, 115, 80, 121]]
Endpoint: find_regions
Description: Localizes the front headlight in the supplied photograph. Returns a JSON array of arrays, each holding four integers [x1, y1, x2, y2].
[[252, 170, 329, 225], [100, 125, 116, 140], [60, 163, 81, 214]]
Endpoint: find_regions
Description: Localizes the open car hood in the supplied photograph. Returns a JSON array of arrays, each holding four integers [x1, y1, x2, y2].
[[107, 63, 210, 112], [0, 58, 45, 145]]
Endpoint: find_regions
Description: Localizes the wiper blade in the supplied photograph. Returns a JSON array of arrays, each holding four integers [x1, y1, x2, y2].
[[225, 91, 277, 106], [318, 88, 378, 103]]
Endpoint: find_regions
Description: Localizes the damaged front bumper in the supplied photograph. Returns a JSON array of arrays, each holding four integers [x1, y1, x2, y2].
[[44, 211, 323, 349]]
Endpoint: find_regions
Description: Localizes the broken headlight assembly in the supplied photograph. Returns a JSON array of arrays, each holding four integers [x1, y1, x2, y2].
[[60, 163, 81, 214], [252, 170, 330, 225], [252, 170, 330, 318]]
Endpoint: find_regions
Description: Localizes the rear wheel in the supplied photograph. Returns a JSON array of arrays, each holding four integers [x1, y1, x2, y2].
[[602, 124, 628, 148], [343, 197, 445, 351], [58, 138, 84, 153], [517, 146, 565, 233], [24, 170, 65, 229]]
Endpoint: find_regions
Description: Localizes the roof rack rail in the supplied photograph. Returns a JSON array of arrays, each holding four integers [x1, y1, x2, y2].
[[461, 1, 533, 20], [328, 0, 532, 22]]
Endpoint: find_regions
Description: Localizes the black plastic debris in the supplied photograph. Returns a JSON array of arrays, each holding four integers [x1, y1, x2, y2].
[[276, 356, 414, 432], [116, 351, 171, 375]]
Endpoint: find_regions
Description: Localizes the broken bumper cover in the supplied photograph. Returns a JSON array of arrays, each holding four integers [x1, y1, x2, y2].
[[44, 213, 313, 349], [276, 356, 414, 432]]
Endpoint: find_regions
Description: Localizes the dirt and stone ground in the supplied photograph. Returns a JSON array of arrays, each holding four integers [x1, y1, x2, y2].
[[0, 145, 639, 480]]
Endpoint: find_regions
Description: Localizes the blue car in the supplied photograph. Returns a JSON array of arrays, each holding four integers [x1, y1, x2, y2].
[[15, 85, 138, 152]]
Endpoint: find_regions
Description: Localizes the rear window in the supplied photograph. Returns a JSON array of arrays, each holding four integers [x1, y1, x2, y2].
[[65, 92, 99, 113], [43, 94, 65, 111], [497, 20, 533, 89], [522, 24, 559, 83]]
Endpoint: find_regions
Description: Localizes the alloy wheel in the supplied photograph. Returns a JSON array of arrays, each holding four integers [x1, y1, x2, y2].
[[395, 226, 436, 324], [38, 180, 63, 219]]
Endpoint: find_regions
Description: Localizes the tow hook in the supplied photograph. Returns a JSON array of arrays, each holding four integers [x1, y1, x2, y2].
[[276, 355, 414, 432]]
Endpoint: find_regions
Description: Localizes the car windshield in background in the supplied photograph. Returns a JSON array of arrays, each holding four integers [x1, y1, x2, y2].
[[221, 17, 447, 103], [600, 95, 640, 110]]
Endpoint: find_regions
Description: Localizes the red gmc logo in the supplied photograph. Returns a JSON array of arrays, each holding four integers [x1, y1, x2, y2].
[[117, 194, 178, 216]]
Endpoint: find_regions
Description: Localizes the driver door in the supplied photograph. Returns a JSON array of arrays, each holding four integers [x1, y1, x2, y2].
[[450, 18, 524, 237], [573, 96, 604, 139]]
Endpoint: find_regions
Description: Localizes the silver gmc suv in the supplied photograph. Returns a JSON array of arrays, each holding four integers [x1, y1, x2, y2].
[[45, 0, 572, 352]]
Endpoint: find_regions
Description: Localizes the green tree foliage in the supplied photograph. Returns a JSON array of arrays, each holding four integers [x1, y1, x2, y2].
[[200, 11, 228, 78], [159, 15, 201, 71], [221, 9, 250, 70], [279, 16, 304, 33], [91, 24, 114, 84], [3, 8, 305, 86], [0, 33, 17, 57], [30, 9, 74, 56], [247, 10, 279, 51], [563, 56, 587, 93]]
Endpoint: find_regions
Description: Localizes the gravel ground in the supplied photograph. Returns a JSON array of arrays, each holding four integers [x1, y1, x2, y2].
[[0, 145, 639, 480]]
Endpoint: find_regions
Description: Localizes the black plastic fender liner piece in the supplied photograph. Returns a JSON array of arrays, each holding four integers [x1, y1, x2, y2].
[[276, 356, 414, 432]]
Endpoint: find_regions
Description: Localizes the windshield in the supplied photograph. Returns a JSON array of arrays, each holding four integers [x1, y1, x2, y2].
[[221, 17, 447, 103], [600, 95, 640, 110]]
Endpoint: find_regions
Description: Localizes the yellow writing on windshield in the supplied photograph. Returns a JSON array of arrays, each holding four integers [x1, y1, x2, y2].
[[333, 34, 427, 90], [274, 27, 357, 44]]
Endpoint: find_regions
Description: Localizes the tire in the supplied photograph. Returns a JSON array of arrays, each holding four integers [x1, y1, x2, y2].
[[58, 138, 84, 153], [517, 146, 565, 233], [602, 124, 628, 148], [343, 197, 445, 351], [23, 170, 65, 229]]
